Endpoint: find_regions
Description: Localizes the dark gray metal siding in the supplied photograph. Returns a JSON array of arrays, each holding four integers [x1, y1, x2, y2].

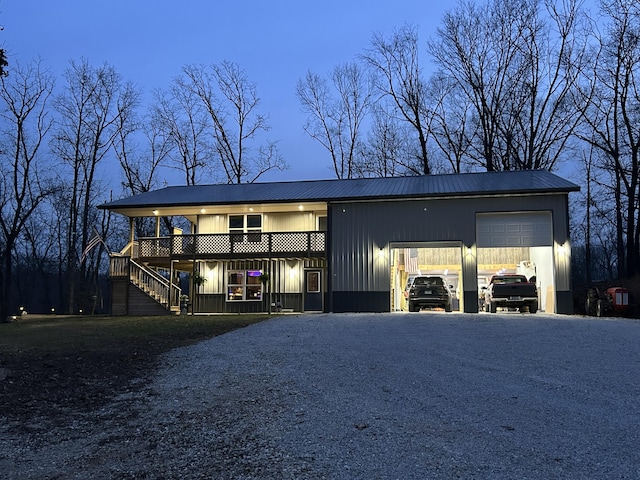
[[329, 193, 570, 294]]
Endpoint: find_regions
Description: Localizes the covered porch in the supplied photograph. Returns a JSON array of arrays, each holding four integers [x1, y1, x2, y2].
[[111, 230, 327, 315]]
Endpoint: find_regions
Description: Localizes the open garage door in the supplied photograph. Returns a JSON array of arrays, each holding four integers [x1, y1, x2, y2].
[[390, 242, 462, 312], [476, 212, 554, 312]]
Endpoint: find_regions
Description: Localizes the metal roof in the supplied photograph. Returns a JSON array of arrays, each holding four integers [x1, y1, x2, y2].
[[99, 170, 580, 212]]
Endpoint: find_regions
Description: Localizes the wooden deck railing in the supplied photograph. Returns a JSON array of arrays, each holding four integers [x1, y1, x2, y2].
[[136, 231, 326, 259]]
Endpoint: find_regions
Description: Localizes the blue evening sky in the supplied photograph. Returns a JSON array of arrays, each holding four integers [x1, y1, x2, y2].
[[1, 1, 598, 185]]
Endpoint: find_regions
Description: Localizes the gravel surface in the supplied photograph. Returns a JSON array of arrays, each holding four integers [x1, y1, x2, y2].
[[3, 312, 640, 479]]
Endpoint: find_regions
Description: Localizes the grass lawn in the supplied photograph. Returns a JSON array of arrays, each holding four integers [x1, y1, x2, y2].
[[0, 314, 273, 426]]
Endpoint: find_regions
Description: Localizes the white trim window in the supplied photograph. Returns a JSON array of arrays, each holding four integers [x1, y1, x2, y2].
[[229, 214, 262, 242], [227, 269, 262, 301]]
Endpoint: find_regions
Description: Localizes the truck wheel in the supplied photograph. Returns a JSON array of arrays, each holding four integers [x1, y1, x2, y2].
[[490, 301, 497, 313], [529, 301, 538, 314], [445, 303, 452, 312], [410, 302, 419, 312]]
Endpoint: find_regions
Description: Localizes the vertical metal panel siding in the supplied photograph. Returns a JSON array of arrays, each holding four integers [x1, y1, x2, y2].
[[264, 212, 315, 232], [197, 215, 227, 233], [330, 194, 570, 293]]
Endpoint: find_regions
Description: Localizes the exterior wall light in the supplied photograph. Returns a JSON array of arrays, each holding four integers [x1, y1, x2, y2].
[[152, 210, 159, 216]]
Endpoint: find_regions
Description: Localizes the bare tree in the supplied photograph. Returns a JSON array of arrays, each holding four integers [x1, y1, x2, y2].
[[51, 59, 137, 313], [114, 94, 173, 198], [181, 61, 287, 184], [429, 0, 588, 172], [425, 73, 478, 173], [297, 63, 374, 179], [578, 0, 640, 276], [357, 104, 408, 177], [0, 59, 56, 320], [362, 25, 433, 175], [430, 0, 527, 170], [151, 82, 213, 186]]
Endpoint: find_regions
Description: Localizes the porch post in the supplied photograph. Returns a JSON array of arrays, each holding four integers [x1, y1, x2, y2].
[[128, 218, 135, 247], [169, 259, 174, 311]]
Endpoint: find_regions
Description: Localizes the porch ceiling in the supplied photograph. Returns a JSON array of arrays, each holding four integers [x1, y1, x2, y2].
[[109, 201, 328, 219]]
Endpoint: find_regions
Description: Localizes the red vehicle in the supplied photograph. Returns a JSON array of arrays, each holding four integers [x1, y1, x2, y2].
[[585, 286, 629, 317]]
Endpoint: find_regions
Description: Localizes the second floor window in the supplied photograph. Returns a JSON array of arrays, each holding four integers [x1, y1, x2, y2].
[[229, 214, 262, 242], [229, 214, 262, 233]]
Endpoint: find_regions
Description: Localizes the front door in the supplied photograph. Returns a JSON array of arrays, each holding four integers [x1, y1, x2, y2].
[[304, 270, 323, 311]]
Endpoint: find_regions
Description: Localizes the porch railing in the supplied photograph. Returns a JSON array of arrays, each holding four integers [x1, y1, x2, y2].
[[110, 255, 181, 309], [137, 231, 326, 259]]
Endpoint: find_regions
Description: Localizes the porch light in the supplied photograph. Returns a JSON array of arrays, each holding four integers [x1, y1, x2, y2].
[[298, 205, 304, 211], [378, 247, 385, 258], [152, 209, 159, 216], [200, 208, 206, 214]]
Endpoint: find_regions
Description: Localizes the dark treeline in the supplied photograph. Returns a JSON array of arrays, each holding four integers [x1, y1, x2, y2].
[[0, 0, 638, 317]]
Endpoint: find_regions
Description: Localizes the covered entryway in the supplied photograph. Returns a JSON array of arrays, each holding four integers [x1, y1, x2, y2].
[[476, 212, 555, 312], [390, 242, 463, 312]]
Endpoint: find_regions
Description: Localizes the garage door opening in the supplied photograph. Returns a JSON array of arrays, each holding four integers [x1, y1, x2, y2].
[[476, 212, 555, 313], [390, 242, 463, 312]]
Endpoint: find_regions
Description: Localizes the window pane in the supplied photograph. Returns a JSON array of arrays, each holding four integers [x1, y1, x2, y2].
[[318, 216, 327, 231], [229, 215, 244, 229], [228, 271, 244, 285], [307, 272, 320, 293], [247, 214, 262, 228], [228, 286, 243, 300], [247, 270, 262, 284], [246, 286, 262, 300]]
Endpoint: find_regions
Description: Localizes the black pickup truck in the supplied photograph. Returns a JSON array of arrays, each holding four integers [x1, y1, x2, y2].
[[483, 274, 538, 313]]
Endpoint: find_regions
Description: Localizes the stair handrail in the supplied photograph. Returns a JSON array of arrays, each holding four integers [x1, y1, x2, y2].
[[128, 259, 181, 309]]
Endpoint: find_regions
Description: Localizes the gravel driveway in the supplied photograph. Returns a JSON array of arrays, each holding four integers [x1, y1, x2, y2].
[[5, 312, 640, 479]]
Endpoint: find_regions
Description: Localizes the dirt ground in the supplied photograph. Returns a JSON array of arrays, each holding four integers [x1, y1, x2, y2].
[[0, 314, 266, 436]]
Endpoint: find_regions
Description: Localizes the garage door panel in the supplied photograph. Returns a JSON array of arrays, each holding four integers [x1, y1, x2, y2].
[[477, 212, 552, 247]]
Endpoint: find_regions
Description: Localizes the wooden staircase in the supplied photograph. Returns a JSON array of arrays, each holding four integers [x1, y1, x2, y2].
[[110, 256, 181, 315]]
